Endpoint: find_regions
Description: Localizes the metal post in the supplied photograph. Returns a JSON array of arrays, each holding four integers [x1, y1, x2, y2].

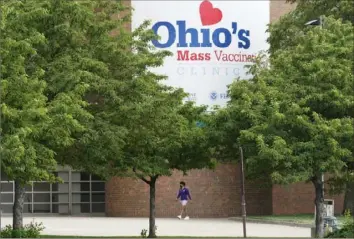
[[322, 173, 325, 196], [31, 183, 34, 213], [305, 16, 325, 229], [50, 183, 53, 213], [68, 169, 72, 215], [0, 53, 2, 235], [239, 146, 247, 238], [0, 152, 2, 235], [320, 14, 325, 218], [89, 174, 92, 213]]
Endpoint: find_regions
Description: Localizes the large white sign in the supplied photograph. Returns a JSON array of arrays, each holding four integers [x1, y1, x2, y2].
[[132, 0, 269, 107]]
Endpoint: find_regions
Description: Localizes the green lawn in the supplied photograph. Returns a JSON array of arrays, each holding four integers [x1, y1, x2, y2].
[[247, 214, 344, 225], [41, 236, 144, 238], [40, 236, 136, 238], [40, 236, 241, 238]]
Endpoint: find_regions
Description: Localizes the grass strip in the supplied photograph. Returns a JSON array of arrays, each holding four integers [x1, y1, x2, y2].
[[40, 236, 243, 238]]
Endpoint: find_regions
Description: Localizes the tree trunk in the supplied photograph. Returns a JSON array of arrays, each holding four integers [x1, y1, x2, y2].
[[13, 180, 26, 231], [312, 175, 325, 238], [343, 181, 354, 217], [148, 175, 158, 238]]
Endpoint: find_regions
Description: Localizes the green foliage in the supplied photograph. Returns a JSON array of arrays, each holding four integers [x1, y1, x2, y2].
[[0, 222, 44, 238], [1, 0, 215, 182], [1, 0, 132, 182], [213, 15, 353, 185], [212, 10, 353, 237], [140, 226, 157, 238], [1, 0, 57, 184], [269, 0, 354, 54], [49, 0, 216, 180], [227, 1, 354, 235], [326, 210, 354, 238], [1, 0, 126, 228], [276, 0, 354, 194], [121, 90, 215, 179], [140, 229, 148, 238]]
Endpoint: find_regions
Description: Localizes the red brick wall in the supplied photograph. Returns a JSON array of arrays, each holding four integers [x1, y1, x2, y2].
[[273, 181, 345, 215], [273, 183, 315, 215], [106, 166, 344, 217], [106, 163, 273, 217], [270, 0, 296, 23]]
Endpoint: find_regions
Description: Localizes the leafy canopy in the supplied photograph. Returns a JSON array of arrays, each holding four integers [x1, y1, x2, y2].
[[269, 0, 354, 54], [122, 91, 215, 180], [212, 15, 353, 184], [269, 0, 354, 189], [46, 0, 216, 180], [1, 0, 56, 183], [0, 0, 122, 183]]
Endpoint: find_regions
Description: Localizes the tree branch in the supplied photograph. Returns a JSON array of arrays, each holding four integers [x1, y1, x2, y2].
[[150, 175, 159, 184], [133, 168, 150, 185]]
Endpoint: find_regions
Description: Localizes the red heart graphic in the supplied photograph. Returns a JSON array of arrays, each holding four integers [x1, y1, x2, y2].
[[199, 0, 223, 26]]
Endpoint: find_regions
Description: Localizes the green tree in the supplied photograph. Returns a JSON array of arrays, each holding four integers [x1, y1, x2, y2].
[[37, 0, 134, 176], [74, 84, 215, 238], [0, 1, 58, 231], [124, 92, 215, 238], [213, 16, 353, 238], [269, 0, 354, 219], [55, 16, 174, 178], [0, 0, 112, 231], [43, 2, 216, 237]]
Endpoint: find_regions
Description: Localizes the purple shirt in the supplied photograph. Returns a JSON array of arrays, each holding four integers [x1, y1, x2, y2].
[[177, 188, 191, 201]]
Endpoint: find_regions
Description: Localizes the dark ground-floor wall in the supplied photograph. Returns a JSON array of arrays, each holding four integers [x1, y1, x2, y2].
[[105, 163, 344, 217]]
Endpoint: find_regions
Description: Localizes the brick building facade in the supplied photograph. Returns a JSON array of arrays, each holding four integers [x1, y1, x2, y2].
[[106, 164, 344, 217], [105, 0, 345, 217]]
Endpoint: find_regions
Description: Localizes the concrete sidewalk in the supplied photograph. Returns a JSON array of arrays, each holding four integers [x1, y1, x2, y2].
[[1, 216, 311, 237]]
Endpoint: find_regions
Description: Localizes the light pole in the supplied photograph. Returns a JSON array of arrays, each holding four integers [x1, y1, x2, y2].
[[305, 15, 323, 29], [305, 15, 325, 195], [0, 148, 1, 235], [0, 91, 2, 235], [239, 146, 247, 238], [305, 16, 326, 236]]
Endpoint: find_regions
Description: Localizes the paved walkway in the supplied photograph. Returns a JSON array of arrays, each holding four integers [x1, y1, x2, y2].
[[1, 216, 311, 237]]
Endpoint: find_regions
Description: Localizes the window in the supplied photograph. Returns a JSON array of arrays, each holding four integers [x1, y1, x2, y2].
[[0, 170, 105, 214]]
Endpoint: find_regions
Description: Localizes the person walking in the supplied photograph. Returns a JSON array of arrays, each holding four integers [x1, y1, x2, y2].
[[176, 181, 192, 220]]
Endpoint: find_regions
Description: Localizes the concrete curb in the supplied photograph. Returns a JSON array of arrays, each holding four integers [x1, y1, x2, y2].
[[228, 217, 313, 228]]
